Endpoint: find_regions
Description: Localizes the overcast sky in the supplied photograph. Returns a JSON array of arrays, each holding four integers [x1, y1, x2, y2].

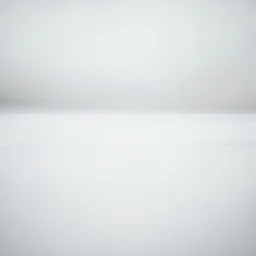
[[1, 1, 255, 111]]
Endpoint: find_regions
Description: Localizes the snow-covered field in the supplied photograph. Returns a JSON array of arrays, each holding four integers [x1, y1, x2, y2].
[[0, 113, 255, 256]]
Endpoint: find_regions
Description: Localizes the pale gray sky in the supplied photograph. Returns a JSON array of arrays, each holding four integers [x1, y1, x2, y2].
[[1, 1, 255, 111]]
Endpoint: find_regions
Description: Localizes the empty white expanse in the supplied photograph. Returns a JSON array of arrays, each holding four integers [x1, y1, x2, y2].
[[1, 1, 256, 110], [0, 113, 255, 256]]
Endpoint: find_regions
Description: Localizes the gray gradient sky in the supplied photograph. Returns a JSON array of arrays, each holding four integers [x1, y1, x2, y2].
[[1, 1, 255, 111]]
